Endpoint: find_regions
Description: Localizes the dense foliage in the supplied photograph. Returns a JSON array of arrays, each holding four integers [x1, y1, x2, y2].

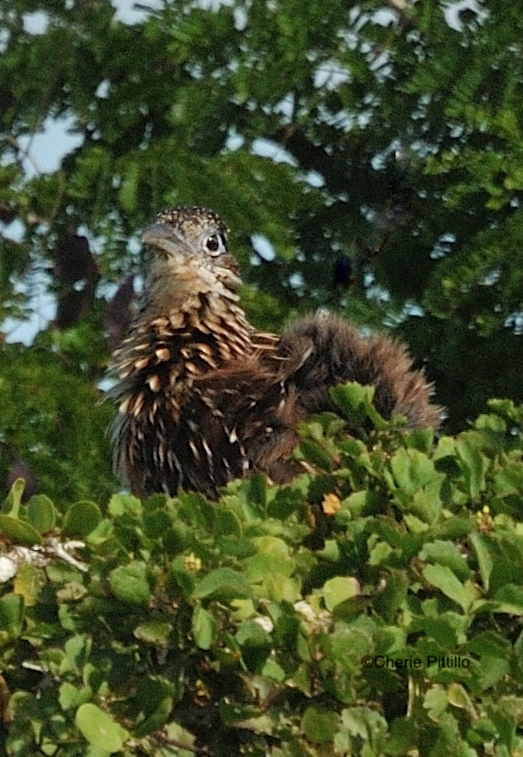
[[1, 0, 523, 499], [2, 386, 523, 756], [2, 2, 523, 753]]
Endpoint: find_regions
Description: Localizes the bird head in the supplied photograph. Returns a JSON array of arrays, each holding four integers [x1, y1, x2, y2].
[[138, 206, 243, 318], [142, 205, 241, 287]]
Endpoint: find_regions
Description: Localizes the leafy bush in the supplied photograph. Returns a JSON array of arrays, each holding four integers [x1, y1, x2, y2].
[[2, 384, 523, 756]]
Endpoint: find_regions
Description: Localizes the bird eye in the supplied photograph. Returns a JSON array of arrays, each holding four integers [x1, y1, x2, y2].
[[204, 232, 227, 256]]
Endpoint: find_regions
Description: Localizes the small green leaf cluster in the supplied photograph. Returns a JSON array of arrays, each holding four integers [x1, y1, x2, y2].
[[0, 338, 115, 509], [3, 385, 523, 756]]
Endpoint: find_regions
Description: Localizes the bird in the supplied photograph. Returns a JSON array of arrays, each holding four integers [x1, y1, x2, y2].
[[108, 206, 441, 499]]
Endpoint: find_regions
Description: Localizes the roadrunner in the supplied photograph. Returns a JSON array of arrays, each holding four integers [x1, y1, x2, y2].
[[109, 206, 440, 498]]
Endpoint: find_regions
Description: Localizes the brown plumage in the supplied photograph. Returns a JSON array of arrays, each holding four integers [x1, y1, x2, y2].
[[108, 206, 440, 499]]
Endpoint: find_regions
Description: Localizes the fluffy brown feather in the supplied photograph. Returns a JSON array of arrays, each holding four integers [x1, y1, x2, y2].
[[108, 206, 441, 498]]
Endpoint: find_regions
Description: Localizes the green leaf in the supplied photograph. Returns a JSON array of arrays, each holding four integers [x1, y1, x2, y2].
[[262, 658, 286, 682], [336, 706, 387, 752], [301, 705, 339, 744], [215, 508, 243, 536], [59, 681, 91, 710], [405, 426, 435, 453], [389, 447, 440, 495], [178, 491, 216, 530], [477, 656, 510, 690], [2, 477, 25, 516], [491, 584, 523, 615], [243, 536, 298, 600], [455, 436, 488, 500], [64, 634, 91, 672], [330, 382, 386, 429], [299, 438, 333, 471], [469, 532, 494, 591], [133, 620, 172, 646], [63, 501, 102, 537], [374, 570, 409, 623], [369, 540, 394, 565], [0, 593, 24, 644], [422, 564, 477, 612], [13, 563, 45, 607], [324, 622, 374, 674], [26, 494, 56, 533], [108, 493, 142, 518], [247, 472, 267, 507], [323, 576, 361, 611], [108, 561, 152, 606], [133, 676, 174, 737], [408, 486, 443, 524], [419, 540, 471, 582], [447, 682, 475, 712], [424, 685, 448, 719], [142, 509, 172, 539], [385, 718, 417, 756], [164, 723, 196, 753], [76, 703, 129, 752], [411, 613, 465, 648], [340, 490, 379, 518], [488, 399, 523, 425], [193, 567, 251, 600], [236, 620, 272, 672], [493, 462, 523, 498], [0, 513, 42, 546], [192, 605, 217, 650], [169, 555, 198, 597]]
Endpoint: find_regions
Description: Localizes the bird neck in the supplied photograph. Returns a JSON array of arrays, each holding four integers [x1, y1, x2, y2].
[[130, 257, 255, 364], [140, 255, 239, 316]]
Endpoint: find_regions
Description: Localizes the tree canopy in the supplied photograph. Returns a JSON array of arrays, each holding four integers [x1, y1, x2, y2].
[[4, 3, 523, 755], [1, 0, 523, 498]]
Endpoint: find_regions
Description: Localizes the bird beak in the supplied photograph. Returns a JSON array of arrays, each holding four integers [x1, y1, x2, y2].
[[141, 223, 189, 256]]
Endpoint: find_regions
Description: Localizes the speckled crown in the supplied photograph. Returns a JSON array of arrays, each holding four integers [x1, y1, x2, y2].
[[154, 206, 229, 239]]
